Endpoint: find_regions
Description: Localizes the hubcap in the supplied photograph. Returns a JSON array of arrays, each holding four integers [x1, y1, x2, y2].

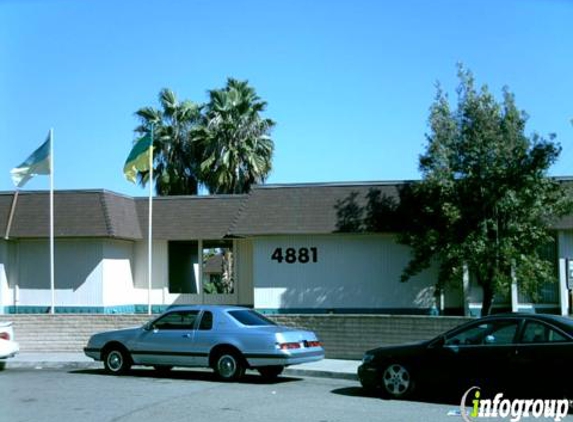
[[383, 364, 410, 396], [107, 351, 123, 372], [218, 355, 237, 378]]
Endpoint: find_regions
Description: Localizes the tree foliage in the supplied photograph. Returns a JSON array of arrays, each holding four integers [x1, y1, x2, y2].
[[131, 79, 274, 195], [193, 78, 275, 194], [399, 66, 572, 316], [134, 89, 202, 195]]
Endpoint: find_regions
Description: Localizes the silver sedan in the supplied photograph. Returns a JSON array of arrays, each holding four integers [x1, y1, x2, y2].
[[84, 305, 324, 380]]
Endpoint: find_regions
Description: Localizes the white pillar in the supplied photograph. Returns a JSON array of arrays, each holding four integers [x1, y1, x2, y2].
[[462, 264, 470, 316], [198, 240, 203, 304], [511, 266, 519, 313], [559, 258, 569, 316]]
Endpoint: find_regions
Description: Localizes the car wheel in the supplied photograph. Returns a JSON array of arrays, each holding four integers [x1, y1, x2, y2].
[[258, 365, 284, 379], [0, 361, 5, 371], [104, 347, 132, 375], [153, 365, 173, 374], [381, 363, 414, 399], [214, 351, 245, 381]]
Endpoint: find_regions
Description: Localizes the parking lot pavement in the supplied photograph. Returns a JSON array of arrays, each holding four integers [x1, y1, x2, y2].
[[8, 352, 360, 380], [0, 366, 476, 422]]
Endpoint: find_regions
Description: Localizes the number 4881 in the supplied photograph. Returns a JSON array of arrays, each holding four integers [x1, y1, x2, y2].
[[271, 247, 318, 264]]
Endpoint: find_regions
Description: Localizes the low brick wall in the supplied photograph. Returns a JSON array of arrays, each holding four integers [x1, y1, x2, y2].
[[0, 314, 471, 359], [271, 315, 470, 359]]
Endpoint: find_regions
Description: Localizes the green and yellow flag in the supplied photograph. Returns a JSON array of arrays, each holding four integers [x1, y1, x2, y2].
[[123, 133, 154, 183]]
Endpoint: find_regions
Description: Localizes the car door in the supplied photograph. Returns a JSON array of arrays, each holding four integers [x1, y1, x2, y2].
[[189, 310, 216, 367], [132, 310, 200, 367], [430, 318, 520, 391], [512, 319, 573, 395]]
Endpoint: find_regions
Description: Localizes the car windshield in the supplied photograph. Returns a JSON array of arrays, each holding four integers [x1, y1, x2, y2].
[[228, 310, 277, 326]]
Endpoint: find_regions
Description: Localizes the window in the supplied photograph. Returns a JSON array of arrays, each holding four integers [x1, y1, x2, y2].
[[228, 310, 277, 326], [446, 320, 519, 346], [199, 311, 213, 330], [169, 241, 199, 294], [202, 240, 234, 294], [520, 321, 568, 344], [153, 311, 199, 330]]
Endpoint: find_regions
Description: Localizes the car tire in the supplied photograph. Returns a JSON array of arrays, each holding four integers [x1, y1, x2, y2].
[[0, 361, 5, 371], [380, 363, 414, 399], [214, 351, 245, 382], [103, 347, 132, 375], [258, 365, 284, 380]]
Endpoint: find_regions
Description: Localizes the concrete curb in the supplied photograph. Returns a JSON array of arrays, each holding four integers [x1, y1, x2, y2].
[[5, 359, 360, 382]]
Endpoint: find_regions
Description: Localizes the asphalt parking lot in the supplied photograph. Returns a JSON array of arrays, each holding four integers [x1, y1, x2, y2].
[[0, 366, 513, 422]]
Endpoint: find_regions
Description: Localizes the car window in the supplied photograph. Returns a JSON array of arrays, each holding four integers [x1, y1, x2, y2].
[[153, 311, 199, 330], [228, 310, 277, 326], [199, 311, 213, 331], [445, 320, 519, 346], [520, 321, 569, 344]]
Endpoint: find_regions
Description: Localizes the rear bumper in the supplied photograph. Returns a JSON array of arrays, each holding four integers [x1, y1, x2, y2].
[[246, 349, 325, 367]]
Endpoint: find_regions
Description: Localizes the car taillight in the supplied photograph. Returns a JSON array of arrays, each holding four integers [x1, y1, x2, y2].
[[279, 342, 301, 350], [0, 332, 10, 341], [306, 340, 321, 348]]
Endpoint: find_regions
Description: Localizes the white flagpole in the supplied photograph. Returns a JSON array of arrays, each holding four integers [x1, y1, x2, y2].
[[147, 125, 154, 315], [49, 128, 55, 315]]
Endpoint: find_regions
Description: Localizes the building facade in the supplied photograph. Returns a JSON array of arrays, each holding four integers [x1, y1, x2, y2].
[[0, 182, 570, 315]]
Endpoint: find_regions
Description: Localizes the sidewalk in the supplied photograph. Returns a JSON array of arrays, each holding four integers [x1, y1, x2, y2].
[[8, 352, 360, 381]]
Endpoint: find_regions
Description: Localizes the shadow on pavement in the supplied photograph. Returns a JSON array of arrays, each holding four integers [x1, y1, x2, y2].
[[331, 385, 467, 406], [331, 384, 573, 407], [68, 368, 302, 385]]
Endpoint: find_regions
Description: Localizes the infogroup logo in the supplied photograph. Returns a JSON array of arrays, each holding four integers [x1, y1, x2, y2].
[[460, 387, 569, 422]]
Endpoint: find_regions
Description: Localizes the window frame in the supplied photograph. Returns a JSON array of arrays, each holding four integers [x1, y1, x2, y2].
[[151, 310, 200, 331]]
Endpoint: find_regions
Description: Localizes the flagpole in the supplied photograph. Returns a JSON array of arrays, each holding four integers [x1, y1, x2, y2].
[[4, 190, 19, 240], [49, 128, 55, 315], [147, 124, 154, 315]]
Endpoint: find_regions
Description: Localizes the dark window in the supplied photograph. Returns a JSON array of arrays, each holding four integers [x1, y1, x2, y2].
[[169, 241, 199, 294], [153, 311, 199, 330], [228, 310, 277, 326], [446, 320, 519, 346], [199, 311, 213, 330], [520, 321, 568, 343]]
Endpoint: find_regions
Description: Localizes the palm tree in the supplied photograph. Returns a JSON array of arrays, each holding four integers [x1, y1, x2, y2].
[[134, 89, 202, 195], [193, 78, 275, 194]]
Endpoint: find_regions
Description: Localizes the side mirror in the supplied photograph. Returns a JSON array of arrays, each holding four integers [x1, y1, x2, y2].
[[143, 322, 153, 331]]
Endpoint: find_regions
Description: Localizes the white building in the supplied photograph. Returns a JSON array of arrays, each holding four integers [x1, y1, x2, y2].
[[0, 182, 570, 315]]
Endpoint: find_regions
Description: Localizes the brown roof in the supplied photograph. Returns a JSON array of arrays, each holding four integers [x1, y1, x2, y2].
[[2, 179, 573, 240], [228, 182, 403, 236], [0, 190, 141, 239], [135, 195, 246, 240]]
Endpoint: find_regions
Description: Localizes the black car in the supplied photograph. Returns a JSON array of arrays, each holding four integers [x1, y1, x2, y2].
[[358, 313, 573, 399]]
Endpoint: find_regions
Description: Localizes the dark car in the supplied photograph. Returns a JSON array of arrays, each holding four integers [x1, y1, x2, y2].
[[358, 313, 573, 399]]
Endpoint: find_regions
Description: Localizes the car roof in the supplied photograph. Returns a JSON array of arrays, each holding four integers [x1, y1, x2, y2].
[[164, 304, 251, 313], [471, 313, 573, 332]]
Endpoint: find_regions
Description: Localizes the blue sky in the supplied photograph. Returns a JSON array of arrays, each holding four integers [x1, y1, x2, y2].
[[1, 0, 572, 196]]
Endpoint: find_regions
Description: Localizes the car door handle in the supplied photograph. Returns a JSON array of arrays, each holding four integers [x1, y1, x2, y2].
[[182, 334, 192, 338]]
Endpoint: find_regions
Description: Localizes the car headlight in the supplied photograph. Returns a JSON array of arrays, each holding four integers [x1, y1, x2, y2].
[[362, 353, 375, 364]]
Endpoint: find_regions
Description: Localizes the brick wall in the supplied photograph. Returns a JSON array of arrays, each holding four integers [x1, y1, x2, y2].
[[0, 314, 471, 359], [270, 315, 470, 359]]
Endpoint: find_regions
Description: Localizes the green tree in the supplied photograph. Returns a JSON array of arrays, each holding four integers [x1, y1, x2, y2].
[[134, 89, 202, 195], [193, 78, 275, 194], [399, 67, 571, 316]]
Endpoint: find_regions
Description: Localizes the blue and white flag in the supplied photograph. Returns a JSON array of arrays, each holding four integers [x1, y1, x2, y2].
[[10, 133, 51, 188]]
